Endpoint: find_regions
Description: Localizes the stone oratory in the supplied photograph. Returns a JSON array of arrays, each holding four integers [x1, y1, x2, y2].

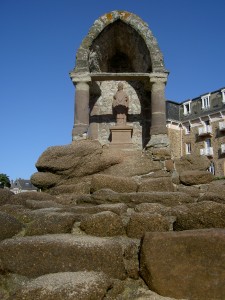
[[70, 10, 169, 149], [3, 11, 223, 299]]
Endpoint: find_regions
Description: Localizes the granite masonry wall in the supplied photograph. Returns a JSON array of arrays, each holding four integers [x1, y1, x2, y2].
[[89, 80, 151, 148], [167, 125, 181, 159]]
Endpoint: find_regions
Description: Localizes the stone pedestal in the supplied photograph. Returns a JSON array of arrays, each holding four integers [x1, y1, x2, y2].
[[147, 134, 169, 149], [110, 125, 133, 149]]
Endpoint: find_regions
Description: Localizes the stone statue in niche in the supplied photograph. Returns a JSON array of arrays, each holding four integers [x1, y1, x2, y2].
[[89, 45, 101, 72], [112, 83, 129, 125]]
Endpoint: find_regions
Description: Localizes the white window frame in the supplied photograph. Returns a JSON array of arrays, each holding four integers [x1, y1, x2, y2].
[[208, 162, 215, 175], [185, 143, 191, 154], [221, 89, 225, 103], [205, 138, 211, 148], [184, 123, 191, 134], [183, 100, 191, 115], [201, 94, 210, 109]]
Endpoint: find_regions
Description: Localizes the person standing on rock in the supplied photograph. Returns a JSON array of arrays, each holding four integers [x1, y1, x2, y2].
[[112, 82, 129, 125]]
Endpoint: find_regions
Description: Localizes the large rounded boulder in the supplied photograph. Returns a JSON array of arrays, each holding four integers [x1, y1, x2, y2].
[[174, 154, 210, 174], [31, 140, 122, 191]]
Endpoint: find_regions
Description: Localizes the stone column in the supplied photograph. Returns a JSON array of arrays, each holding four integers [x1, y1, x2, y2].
[[150, 74, 167, 135], [148, 73, 169, 148], [70, 73, 91, 141]]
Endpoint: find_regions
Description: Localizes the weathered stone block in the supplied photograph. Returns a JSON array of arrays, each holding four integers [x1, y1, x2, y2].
[[164, 159, 174, 172], [10, 271, 111, 300], [68, 203, 128, 216], [170, 201, 225, 230], [198, 191, 225, 204], [0, 189, 13, 206], [140, 229, 225, 300], [10, 191, 56, 206], [177, 185, 200, 199], [80, 211, 125, 237], [31, 141, 122, 191], [151, 148, 171, 161], [25, 200, 62, 209], [134, 203, 169, 215], [31, 172, 60, 189], [80, 190, 194, 207], [25, 212, 77, 236], [90, 174, 138, 193], [0, 204, 36, 223], [49, 182, 91, 196], [138, 177, 175, 192], [205, 179, 225, 201], [174, 154, 210, 173], [0, 212, 24, 241], [127, 213, 170, 239], [179, 170, 214, 185], [0, 234, 126, 279]]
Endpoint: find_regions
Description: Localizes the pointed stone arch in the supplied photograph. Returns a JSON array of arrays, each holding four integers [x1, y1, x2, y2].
[[74, 10, 166, 74]]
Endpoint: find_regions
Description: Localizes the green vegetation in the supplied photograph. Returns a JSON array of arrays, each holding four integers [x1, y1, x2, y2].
[[214, 176, 225, 180], [0, 173, 11, 188]]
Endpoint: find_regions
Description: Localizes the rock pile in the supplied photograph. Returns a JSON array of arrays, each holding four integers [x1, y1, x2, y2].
[[1, 140, 225, 299]]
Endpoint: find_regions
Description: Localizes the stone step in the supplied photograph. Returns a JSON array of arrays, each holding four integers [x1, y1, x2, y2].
[[0, 234, 127, 280], [77, 190, 194, 207], [60, 202, 128, 215], [9, 271, 111, 300], [0, 211, 24, 241], [138, 177, 175, 193], [90, 174, 138, 193]]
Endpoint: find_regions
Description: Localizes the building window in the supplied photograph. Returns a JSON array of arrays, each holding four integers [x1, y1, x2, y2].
[[201, 94, 210, 109], [221, 89, 225, 103], [183, 101, 191, 115], [184, 124, 191, 134], [205, 138, 211, 148], [221, 144, 225, 154], [186, 143, 191, 154], [208, 162, 215, 175]]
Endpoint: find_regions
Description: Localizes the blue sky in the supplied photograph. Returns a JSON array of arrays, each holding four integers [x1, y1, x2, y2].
[[1, 0, 225, 180]]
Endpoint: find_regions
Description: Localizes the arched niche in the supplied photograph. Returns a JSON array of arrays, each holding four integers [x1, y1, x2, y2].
[[89, 20, 152, 73]]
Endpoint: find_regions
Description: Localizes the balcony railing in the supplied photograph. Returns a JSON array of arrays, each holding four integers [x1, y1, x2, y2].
[[200, 147, 213, 157], [221, 144, 225, 154], [219, 121, 225, 131], [198, 125, 212, 136]]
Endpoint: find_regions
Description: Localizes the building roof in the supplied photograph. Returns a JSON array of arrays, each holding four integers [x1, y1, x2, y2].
[[166, 86, 225, 123], [11, 179, 37, 191]]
